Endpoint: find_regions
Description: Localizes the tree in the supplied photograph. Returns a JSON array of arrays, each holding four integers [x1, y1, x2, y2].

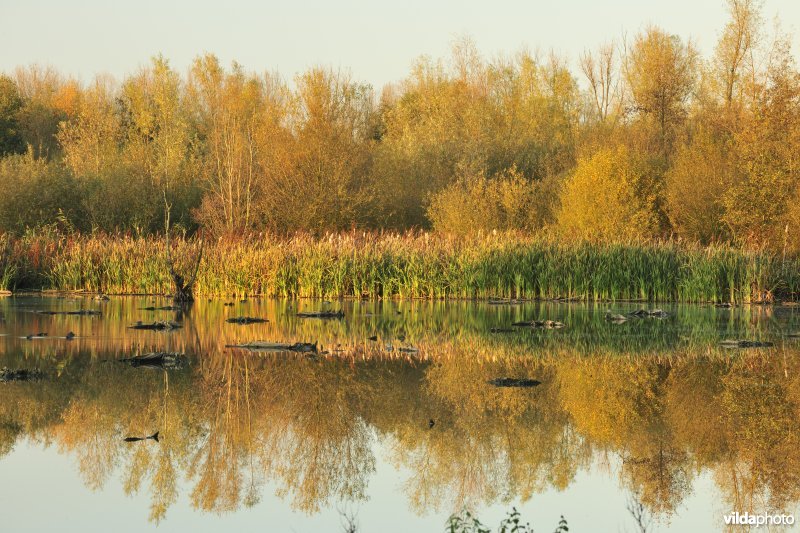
[[270, 67, 375, 232], [558, 146, 658, 241], [188, 55, 291, 234], [722, 36, 800, 247], [118, 56, 196, 231], [665, 131, 734, 243], [427, 166, 557, 235], [0, 75, 24, 156], [58, 74, 121, 177], [580, 41, 622, 124], [624, 27, 697, 158], [14, 65, 74, 159], [714, 0, 762, 112]]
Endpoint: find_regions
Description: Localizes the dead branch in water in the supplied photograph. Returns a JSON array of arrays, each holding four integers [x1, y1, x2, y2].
[[164, 193, 203, 303]]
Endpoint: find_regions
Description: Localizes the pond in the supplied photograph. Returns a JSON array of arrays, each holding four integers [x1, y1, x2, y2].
[[1, 295, 800, 532]]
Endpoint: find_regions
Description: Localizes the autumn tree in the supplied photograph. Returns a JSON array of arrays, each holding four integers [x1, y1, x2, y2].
[[558, 145, 658, 241], [665, 130, 734, 243], [723, 36, 800, 247], [188, 55, 293, 234], [58, 75, 121, 178], [427, 166, 558, 235], [14, 65, 77, 159], [714, 0, 762, 115], [117, 56, 197, 231], [624, 27, 698, 158], [272, 67, 375, 232], [580, 41, 623, 125]]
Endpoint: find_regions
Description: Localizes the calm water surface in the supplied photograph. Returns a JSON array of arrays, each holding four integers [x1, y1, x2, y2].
[[1, 296, 800, 532]]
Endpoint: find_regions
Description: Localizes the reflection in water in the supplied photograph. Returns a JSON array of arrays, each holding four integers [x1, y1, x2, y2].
[[1, 296, 800, 527]]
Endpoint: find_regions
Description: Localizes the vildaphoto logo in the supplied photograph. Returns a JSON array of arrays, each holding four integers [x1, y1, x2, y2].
[[724, 512, 795, 527]]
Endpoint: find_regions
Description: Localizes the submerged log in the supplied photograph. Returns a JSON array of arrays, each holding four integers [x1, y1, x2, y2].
[[487, 298, 524, 305], [487, 378, 541, 387], [398, 346, 419, 354], [297, 310, 344, 319], [605, 311, 628, 322], [719, 339, 774, 348], [628, 308, 669, 318], [128, 320, 182, 331], [1, 367, 43, 382], [512, 319, 565, 329], [226, 341, 318, 353], [225, 316, 269, 324], [36, 309, 101, 316], [120, 352, 184, 368]]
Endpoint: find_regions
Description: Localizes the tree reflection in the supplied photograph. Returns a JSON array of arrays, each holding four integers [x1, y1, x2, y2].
[[2, 304, 800, 524]]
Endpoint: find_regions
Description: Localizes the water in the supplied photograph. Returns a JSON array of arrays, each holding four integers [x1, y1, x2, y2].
[[1, 295, 800, 532]]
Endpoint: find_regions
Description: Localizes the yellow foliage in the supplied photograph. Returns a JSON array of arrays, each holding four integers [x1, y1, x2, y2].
[[427, 167, 558, 235], [557, 146, 658, 241]]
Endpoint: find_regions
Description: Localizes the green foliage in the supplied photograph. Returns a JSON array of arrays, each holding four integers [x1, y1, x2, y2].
[[0, 151, 87, 235], [0, 75, 24, 156], [446, 508, 565, 533]]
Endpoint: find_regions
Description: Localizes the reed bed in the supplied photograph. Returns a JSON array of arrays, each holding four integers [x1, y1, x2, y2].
[[1, 231, 799, 302]]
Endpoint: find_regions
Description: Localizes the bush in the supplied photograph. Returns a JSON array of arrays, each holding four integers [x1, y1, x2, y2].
[[0, 150, 86, 234], [427, 167, 558, 235], [557, 146, 658, 241]]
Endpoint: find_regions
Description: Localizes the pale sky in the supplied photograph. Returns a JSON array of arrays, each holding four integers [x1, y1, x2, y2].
[[1, 0, 798, 89]]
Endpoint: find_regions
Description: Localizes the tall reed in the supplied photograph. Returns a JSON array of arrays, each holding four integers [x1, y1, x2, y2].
[[1, 231, 798, 302]]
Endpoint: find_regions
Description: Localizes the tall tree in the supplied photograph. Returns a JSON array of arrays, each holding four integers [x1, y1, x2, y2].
[[624, 27, 697, 158]]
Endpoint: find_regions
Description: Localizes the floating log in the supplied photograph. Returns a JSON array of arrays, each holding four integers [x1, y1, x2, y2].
[[225, 316, 269, 324], [120, 352, 184, 368], [512, 320, 565, 329], [719, 339, 774, 348], [487, 378, 541, 387], [140, 305, 183, 311], [0, 290, 11, 296], [1, 367, 43, 382], [226, 341, 318, 353], [297, 310, 344, 319], [128, 321, 182, 331]]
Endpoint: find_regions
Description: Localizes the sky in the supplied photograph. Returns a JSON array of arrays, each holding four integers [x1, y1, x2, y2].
[[1, 0, 798, 89]]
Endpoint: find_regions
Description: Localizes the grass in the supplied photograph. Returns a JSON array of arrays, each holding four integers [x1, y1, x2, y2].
[[1, 230, 799, 302]]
